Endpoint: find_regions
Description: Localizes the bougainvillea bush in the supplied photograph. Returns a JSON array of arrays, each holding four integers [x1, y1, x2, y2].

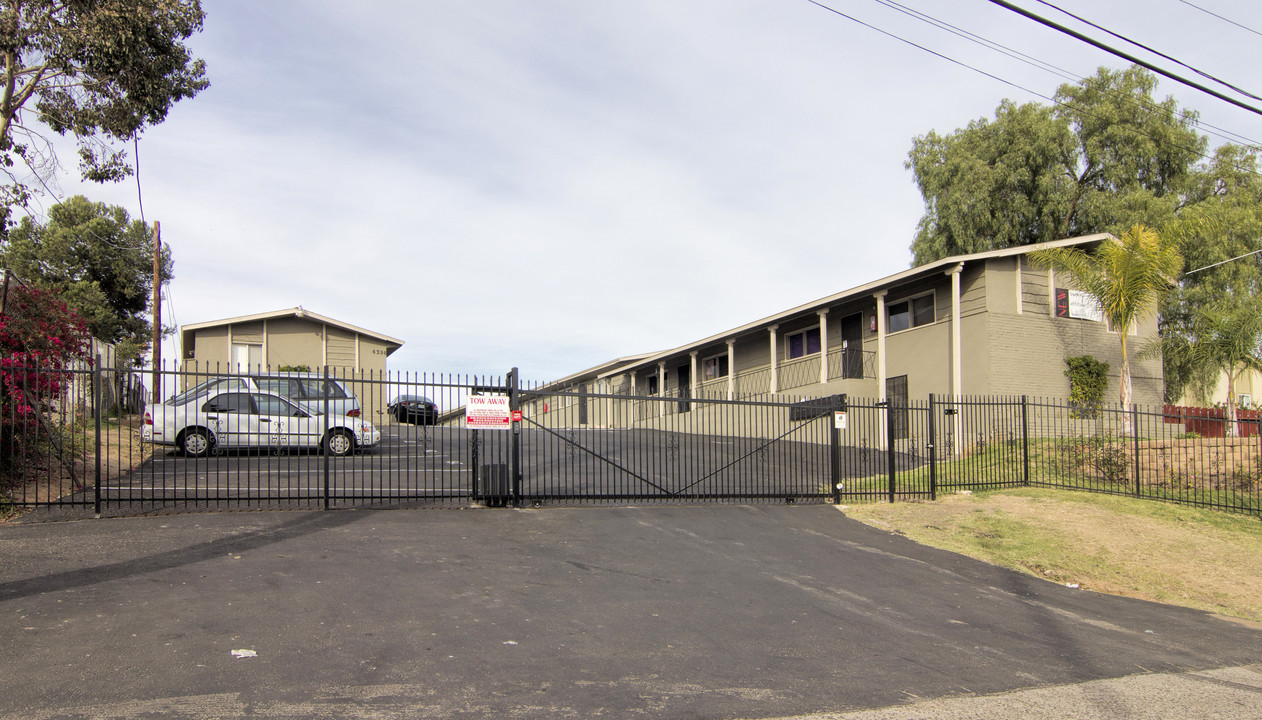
[[1, 284, 92, 494], [0, 284, 92, 412]]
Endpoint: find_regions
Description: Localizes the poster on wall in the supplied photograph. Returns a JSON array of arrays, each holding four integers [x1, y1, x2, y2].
[[1055, 288, 1104, 323]]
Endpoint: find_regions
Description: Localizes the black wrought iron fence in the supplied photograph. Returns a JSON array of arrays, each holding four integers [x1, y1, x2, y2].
[[3, 362, 1260, 518]]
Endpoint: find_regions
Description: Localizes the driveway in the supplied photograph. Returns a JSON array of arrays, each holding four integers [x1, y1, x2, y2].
[[1, 505, 1260, 718]]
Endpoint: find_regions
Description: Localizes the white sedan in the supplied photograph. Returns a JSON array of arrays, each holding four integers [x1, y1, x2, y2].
[[143, 389, 380, 457]]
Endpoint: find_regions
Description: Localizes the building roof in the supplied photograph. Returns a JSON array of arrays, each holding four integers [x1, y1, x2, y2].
[[599, 234, 1114, 379], [180, 306, 404, 355]]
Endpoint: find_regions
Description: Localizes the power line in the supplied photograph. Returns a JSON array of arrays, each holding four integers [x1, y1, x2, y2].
[[985, 0, 1262, 117], [1177, 0, 1262, 38], [809, 0, 1257, 179], [865, 0, 1262, 149], [1032, 0, 1262, 102], [1183, 247, 1262, 276]]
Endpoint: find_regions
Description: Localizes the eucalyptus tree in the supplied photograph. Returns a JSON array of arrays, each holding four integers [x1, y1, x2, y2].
[[908, 66, 1205, 265], [0, 1, 208, 231], [1031, 225, 1183, 434]]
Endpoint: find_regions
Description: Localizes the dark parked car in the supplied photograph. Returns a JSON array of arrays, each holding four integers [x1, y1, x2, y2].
[[389, 394, 439, 425]]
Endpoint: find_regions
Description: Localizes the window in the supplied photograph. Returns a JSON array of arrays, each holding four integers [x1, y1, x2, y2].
[[786, 328, 821, 359], [298, 378, 347, 399], [202, 393, 253, 414], [170, 378, 247, 406], [255, 377, 302, 397], [887, 293, 934, 333], [254, 393, 303, 417], [702, 354, 729, 380], [231, 342, 262, 370]]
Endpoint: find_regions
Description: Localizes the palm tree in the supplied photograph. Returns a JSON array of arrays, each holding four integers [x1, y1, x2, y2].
[[1031, 225, 1183, 434], [1162, 301, 1262, 437]]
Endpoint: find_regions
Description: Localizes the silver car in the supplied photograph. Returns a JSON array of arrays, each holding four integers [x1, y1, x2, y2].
[[145, 389, 379, 457], [167, 372, 361, 419]]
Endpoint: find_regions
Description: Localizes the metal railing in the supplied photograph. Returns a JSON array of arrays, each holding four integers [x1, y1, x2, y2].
[[3, 362, 1259, 518]]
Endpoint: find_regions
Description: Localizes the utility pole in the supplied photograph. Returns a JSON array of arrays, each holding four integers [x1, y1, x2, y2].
[[151, 221, 161, 403]]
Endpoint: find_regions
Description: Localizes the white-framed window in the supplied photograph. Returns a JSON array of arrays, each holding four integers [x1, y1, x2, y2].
[[702, 354, 729, 380], [887, 292, 935, 333], [231, 342, 262, 371], [785, 327, 821, 359], [1105, 317, 1139, 336]]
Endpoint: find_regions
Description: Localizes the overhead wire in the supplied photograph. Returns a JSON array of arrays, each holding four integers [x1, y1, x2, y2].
[[984, 0, 1262, 117], [808, 0, 1262, 181], [868, 0, 1262, 150], [1032, 0, 1262, 102], [807, 0, 1251, 177], [1177, 0, 1262, 38]]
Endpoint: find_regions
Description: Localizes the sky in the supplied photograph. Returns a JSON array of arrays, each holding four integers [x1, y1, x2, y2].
[[39, 0, 1262, 382]]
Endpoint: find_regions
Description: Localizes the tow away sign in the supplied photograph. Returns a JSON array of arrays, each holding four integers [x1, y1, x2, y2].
[[466, 394, 511, 429]]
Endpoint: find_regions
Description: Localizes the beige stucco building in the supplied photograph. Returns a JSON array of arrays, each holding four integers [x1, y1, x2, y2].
[[179, 307, 404, 421], [524, 234, 1164, 428]]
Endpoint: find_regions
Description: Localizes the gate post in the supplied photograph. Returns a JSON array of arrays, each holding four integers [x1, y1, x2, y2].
[[1132, 404, 1141, 498], [1021, 395, 1030, 487], [469, 429, 480, 500], [830, 416, 841, 505], [94, 354, 103, 518], [927, 394, 936, 501], [323, 365, 331, 510], [879, 399, 896, 503], [508, 367, 521, 506]]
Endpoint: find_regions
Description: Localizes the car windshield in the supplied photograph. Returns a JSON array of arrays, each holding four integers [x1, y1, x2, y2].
[[168, 377, 248, 406]]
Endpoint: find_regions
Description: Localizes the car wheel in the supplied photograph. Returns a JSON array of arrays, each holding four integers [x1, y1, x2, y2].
[[180, 428, 212, 458], [324, 429, 355, 457]]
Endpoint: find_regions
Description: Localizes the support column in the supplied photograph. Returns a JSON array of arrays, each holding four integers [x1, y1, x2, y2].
[[874, 292, 887, 400], [1047, 268, 1056, 317], [949, 263, 964, 458], [769, 324, 779, 394], [1015, 257, 1024, 315], [818, 309, 830, 384], [948, 263, 963, 400], [689, 351, 699, 398], [726, 339, 736, 400]]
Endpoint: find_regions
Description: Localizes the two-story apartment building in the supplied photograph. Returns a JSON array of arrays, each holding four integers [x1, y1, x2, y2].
[[526, 234, 1162, 428]]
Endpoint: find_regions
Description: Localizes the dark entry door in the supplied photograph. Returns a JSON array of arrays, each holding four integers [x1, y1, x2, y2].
[[841, 314, 863, 378], [677, 365, 691, 413]]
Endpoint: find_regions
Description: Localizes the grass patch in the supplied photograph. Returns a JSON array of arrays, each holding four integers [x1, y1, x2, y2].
[[842, 487, 1262, 622]]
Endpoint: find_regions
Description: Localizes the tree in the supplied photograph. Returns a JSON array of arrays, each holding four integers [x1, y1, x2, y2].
[[1157, 155, 1262, 426], [1, 196, 171, 365], [0, 0, 208, 231], [908, 66, 1206, 265], [1031, 225, 1183, 433]]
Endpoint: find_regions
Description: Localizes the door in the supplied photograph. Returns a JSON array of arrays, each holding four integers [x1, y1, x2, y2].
[[200, 392, 260, 448], [677, 365, 691, 413], [841, 314, 863, 379], [886, 375, 909, 440], [252, 392, 321, 449]]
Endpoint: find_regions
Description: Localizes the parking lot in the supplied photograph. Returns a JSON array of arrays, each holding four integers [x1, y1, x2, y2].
[[102, 421, 848, 511]]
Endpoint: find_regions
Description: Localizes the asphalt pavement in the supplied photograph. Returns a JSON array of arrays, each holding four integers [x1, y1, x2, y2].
[[2, 505, 1260, 719]]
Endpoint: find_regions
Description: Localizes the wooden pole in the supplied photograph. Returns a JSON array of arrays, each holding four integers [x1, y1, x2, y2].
[[151, 221, 161, 403]]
